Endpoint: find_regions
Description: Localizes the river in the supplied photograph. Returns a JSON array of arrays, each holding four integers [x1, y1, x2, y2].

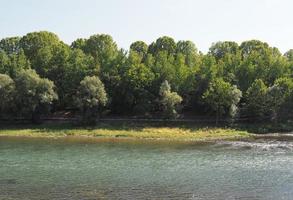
[[1, 136, 293, 200]]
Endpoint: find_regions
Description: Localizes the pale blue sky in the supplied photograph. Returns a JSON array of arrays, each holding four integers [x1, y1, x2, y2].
[[1, 0, 293, 53]]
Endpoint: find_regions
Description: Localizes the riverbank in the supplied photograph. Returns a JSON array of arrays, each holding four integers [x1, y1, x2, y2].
[[0, 122, 252, 141]]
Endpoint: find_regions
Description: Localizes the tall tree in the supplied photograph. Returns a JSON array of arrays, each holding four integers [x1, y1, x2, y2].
[[83, 34, 118, 68], [159, 80, 182, 119], [148, 36, 176, 55], [244, 79, 268, 120], [121, 51, 155, 114], [176, 40, 200, 68], [203, 78, 242, 123], [0, 37, 21, 55], [20, 31, 67, 77], [130, 41, 148, 58], [0, 74, 15, 116], [76, 76, 107, 124], [209, 41, 239, 61], [14, 69, 58, 123]]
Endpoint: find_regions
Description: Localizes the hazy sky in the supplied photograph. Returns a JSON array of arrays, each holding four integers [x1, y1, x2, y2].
[[1, 0, 293, 53]]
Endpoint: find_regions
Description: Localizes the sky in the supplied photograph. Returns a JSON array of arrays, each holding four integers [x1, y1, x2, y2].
[[1, 0, 293, 53]]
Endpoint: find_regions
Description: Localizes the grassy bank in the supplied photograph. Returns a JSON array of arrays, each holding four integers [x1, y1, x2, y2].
[[0, 122, 252, 141]]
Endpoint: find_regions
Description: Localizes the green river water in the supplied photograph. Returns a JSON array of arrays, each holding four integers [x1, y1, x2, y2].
[[1, 136, 293, 199]]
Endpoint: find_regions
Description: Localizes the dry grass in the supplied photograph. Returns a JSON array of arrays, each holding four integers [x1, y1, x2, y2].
[[0, 123, 251, 141]]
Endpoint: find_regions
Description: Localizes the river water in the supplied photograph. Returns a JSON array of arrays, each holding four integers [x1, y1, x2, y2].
[[1, 136, 293, 200]]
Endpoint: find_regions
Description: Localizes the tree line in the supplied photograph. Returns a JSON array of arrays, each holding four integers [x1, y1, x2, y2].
[[0, 31, 292, 124]]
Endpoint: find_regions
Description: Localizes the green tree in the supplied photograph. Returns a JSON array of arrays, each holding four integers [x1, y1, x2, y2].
[[130, 41, 148, 58], [121, 51, 155, 114], [6, 49, 31, 77], [236, 40, 287, 91], [0, 50, 9, 74], [244, 79, 268, 120], [203, 78, 242, 123], [272, 77, 293, 121], [176, 40, 200, 68], [148, 36, 176, 55], [71, 38, 87, 50], [209, 41, 239, 61], [83, 34, 118, 68], [20, 31, 67, 77], [14, 69, 58, 123], [208, 41, 241, 84], [0, 37, 21, 54], [284, 49, 293, 61], [76, 76, 108, 124], [0, 74, 15, 116], [159, 80, 182, 119]]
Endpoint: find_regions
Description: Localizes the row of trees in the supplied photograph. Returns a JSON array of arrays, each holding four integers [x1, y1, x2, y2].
[[0, 31, 292, 123]]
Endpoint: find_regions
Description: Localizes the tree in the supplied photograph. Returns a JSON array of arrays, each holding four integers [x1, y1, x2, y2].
[[19, 31, 67, 78], [203, 78, 242, 123], [52, 49, 97, 108], [121, 51, 155, 113], [71, 38, 86, 50], [209, 41, 239, 61], [148, 36, 176, 55], [0, 74, 15, 116], [236, 40, 287, 91], [0, 37, 21, 54], [151, 50, 176, 92], [176, 40, 200, 68], [266, 85, 285, 121], [76, 76, 107, 124], [244, 79, 268, 120], [14, 69, 58, 123], [0, 32, 292, 122], [83, 34, 118, 68], [159, 80, 182, 119], [0, 50, 9, 74], [130, 41, 148, 58], [272, 77, 293, 121], [6, 49, 31, 77]]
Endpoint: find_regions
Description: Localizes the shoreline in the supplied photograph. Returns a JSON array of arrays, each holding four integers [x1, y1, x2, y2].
[[0, 121, 292, 142], [0, 123, 252, 142]]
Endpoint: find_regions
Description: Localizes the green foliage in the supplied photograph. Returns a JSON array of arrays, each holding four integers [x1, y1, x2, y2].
[[55, 49, 97, 108], [273, 77, 293, 120], [0, 50, 9, 74], [159, 80, 182, 119], [14, 69, 58, 122], [130, 41, 148, 58], [71, 38, 86, 50], [176, 40, 200, 68], [83, 34, 118, 68], [209, 41, 239, 61], [6, 49, 31, 77], [203, 78, 242, 122], [121, 51, 155, 113], [0, 37, 21, 54], [148, 36, 176, 55], [0, 31, 292, 122], [0, 74, 15, 115], [244, 79, 268, 120], [76, 76, 107, 124]]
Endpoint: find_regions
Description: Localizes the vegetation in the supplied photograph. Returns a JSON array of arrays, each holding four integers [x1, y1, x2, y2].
[[159, 80, 182, 119], [203, 78, 242, 123], [76, 76, 108, 124], [0, 123, 250, 141], [0, 31, 292, 124], [15, 69, 58, 122]]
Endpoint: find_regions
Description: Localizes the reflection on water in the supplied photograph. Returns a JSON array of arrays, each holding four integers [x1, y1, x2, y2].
[[1, 136, 293, 200]]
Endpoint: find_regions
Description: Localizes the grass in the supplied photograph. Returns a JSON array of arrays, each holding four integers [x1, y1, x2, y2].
[[0, 122, 252, 141]]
